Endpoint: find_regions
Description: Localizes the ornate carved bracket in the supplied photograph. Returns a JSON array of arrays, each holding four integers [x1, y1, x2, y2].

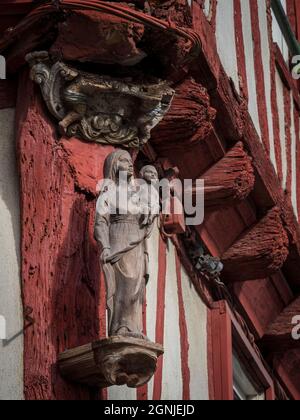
[[26, 51, 174, 148]]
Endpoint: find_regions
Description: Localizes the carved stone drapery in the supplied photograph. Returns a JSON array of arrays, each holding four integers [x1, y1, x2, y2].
[[91, 150, 162, 388], [57, 150, 163, 389], [26, 51, 174, 149], [94, 150, 159, 340]]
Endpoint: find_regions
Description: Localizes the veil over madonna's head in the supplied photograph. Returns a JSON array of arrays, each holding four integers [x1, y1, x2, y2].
[[103, 149, 132, 182], [99, 149, 133, 197]]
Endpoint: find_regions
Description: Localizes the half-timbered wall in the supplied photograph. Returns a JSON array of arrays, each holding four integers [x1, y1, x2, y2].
[[107, 228, 209, 400], [0, 0, 300, 400], [213, 0, 300, 220]]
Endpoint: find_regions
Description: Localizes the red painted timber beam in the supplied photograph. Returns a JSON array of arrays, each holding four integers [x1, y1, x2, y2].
[[209, 301, 275, 400], [190, 2, 300, 288], [261, 296, 300, 353], [0, 1, 34, 15]]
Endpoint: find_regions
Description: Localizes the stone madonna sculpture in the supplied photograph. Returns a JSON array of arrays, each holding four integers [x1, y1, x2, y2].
[[59, 150, 164, 389], [94, 150, 159, 340]]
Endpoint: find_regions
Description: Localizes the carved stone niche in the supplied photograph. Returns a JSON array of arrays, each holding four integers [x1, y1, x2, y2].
[[58, 337, 164, 388], [26, 51, 174, 149]]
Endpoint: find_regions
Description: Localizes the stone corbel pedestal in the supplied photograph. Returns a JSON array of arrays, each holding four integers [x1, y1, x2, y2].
[[58, 336, 164, 389]]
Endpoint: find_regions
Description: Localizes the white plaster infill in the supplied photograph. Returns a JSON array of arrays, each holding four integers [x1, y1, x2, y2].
[[0, 315, 6, 340], [0, 55, 6, 80], [0, 108, 23, 400]]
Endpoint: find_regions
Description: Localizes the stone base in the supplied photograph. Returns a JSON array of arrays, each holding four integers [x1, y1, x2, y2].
[[58, 336, 164, 388]]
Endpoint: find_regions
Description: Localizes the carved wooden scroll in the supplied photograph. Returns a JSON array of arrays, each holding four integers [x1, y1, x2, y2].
[[26, 51, 174, 149]]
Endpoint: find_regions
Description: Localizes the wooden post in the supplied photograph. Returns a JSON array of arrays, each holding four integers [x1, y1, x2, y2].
[[210, 302, 234, 401], [262, 296, 300, 353]]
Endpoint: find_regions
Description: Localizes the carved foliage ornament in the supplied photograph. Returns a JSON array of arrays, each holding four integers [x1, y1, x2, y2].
[[26, 51, 175, 149]]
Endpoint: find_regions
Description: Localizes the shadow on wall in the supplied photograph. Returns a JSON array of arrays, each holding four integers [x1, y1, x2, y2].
[[50, 197, 105, 400]]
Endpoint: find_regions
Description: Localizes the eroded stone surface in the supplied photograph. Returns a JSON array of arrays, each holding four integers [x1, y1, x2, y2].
[[58, 337, 164, 388], [27, 51, 174, 148]]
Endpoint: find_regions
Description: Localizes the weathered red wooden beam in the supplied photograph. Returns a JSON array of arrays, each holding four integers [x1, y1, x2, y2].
[[0, 0, 34, 15], [50, 8, 147, 67], [5, 15, 60, 73], [151, 78, 216, 152], [190, 2, 300, 288], [221, 207, 289, 282], [271, 352, 300, 400], [261, 296, 300, 353], [200, 141, 255, 210], [274, 42, 300, 111], [16, 69, 114, 400], [149, 0, 192, 27], [281, 198, 300, 288], [190, 2, 278, 203]]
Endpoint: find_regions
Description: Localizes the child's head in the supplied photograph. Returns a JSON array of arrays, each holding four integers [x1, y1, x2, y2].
[[140, 165, 159, 183]]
